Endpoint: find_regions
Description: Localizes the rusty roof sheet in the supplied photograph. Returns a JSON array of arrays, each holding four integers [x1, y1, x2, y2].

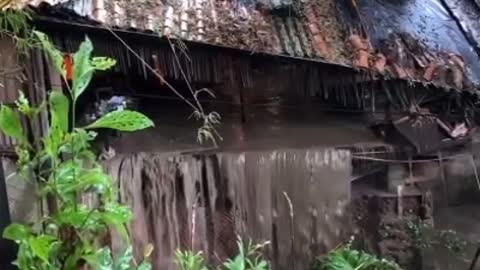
[[28, 0, 480, 91], [30, 0, 349, 61]]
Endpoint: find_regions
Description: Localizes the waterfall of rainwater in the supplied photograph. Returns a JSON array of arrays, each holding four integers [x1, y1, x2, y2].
[[105, 148, 352, 270]]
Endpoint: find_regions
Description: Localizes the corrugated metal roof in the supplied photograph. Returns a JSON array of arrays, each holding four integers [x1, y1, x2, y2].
[[337, 0, 480, 90], [27, 0, 480, 91], [29, 0, 349, 62]]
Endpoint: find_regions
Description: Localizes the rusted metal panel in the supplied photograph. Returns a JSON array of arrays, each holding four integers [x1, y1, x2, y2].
[[29, 0, 480, 90], [30, 0, 346, 61]]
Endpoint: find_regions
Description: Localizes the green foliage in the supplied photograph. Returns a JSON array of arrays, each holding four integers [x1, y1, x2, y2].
[[0, 105, 24, 141], [407, 219, 469, 256], [0, 9, 31, 34], [0, 31, 153, 270], [49, 91, 70, 133], [72, 37, 94, 99], [224, 238, 269, 270], [91, 57, 117, 71], [175, 250, 208, 270], [85, 110, 154, 132], [312, 245, 401, 270], [0, 8, 35, 53], [175, 238, 269, 270], [34, 31, 65, 77]]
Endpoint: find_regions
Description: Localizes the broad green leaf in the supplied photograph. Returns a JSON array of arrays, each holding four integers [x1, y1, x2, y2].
[[72, 37, 94, 100], [0, 105, 24, 140], [3, 223, 31, 241], [49, 91, 70, 132], [34, 31, 66, 78], [29, 235, 56, 263], [91, 57, 117, 71], [84, 110, 154, 132]]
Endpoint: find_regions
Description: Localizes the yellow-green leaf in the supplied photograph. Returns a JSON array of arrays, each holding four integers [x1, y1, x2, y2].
[[84, 110, 154, 132], [0, 105, 24, 140], [34, 31, 66, 78], [49, 91, 70, 132], [91, 57, 116, 71], [29, 235, 56, 263], [3, 223, 31, 242], [72, 36, 94, 100]]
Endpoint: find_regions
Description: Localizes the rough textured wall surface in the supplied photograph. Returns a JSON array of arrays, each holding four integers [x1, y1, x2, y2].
[[2, 158, 39, 223], [105, 148, 351, 270]]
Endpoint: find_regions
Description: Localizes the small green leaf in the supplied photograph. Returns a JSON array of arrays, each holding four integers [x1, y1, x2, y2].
[[72, 36, 94, 100], [49, 91, 70, 132], [84, 110, 154, 132], [102, 203, 132, 225], [29, 235, 56, 263], [34, 31, 66, 78], [3, 223, 31, 241], [84, 248, 114, 270], [137, 261, 153, 270], [115, 247, 134, 270], [91, 57, 117, 71], [0, 105, 24, 140]]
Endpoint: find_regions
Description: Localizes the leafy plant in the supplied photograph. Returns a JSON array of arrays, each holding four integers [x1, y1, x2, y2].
[[1, 30, 154, 270], [223, 238, 270, 270], [312, 245, 401, 270], [175, 250, 209, 270], [174, 238, 269, 270], [407, 219, 469, 256]]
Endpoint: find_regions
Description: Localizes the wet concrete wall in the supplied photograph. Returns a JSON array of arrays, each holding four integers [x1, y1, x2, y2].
[[105, 148, 351, 270], [376, 150, 480, 270]]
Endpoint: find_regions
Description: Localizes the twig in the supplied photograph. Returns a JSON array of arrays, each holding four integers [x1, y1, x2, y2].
[[166, 37, 204, 114], [282, 191, 295, 270], [469, 154, 480, 191], [191, 193, 200, 250]]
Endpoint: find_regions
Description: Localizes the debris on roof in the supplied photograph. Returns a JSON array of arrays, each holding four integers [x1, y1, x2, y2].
[[338, 0, 480, 91], [28, 0, 480, 92]]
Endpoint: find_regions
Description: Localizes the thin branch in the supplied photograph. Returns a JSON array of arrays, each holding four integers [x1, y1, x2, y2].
[[103, 26, 199, 112], [166, 37, 204, 114]]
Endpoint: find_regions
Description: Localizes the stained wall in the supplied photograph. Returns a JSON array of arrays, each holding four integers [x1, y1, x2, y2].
[[105, 148, 352, 270]]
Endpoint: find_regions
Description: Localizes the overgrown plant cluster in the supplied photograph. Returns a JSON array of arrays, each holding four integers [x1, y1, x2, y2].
[[175, 238, 269, 270], [174, 237, 402, 270], [1, 31, 154, 270], [407, 219, 469, 257], [312, 245, 401, 270]]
